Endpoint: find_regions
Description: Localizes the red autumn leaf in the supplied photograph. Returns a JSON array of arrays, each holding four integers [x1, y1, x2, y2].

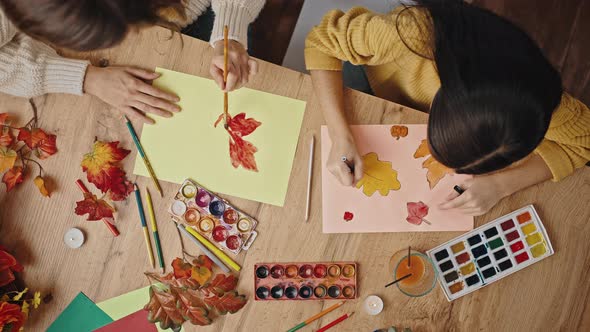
[[203, 291, 247, 315], [229, 133, 258, 172], [202, 274, 238, 297], [145, 285, 185, 331], [2, 166, 24, 192], [406, 201, 429, 225], [172, 287, 212, 326], [0, 113, 8, 125], [0, 302, 25, 332], [343, 211, 354, 222], [227, 113, 261, 138], [0, 129, 12, 147], [75, 192, 115, 221], [106, 180, 134, 201], [0, 247, 24, 288], [36, 132, 57, 159], [17, 128, 58, 159], [81, 141, 131, 198], [172, 258, 193, 279], [193, 255, 214, 272]]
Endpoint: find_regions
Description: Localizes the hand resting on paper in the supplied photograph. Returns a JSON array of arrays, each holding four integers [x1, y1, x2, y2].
[[327, 136, 364, 187], [210, 40, 258, 92], [438, 176, 507, 216], [84, 66, 181, 124]]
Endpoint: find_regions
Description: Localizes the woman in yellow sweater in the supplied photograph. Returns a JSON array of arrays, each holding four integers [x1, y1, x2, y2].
[[305, 0, 589, 216]]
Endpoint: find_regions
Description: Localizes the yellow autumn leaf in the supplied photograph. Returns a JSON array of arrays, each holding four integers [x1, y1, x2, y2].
[[191, 265, 212, 286], [356, 152, 401, 196], [33, 176, 50, 197], [414, 139, 453, 189], [0, 147, 17, 173]]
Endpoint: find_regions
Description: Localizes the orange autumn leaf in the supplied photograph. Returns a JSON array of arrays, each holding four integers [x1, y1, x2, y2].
[[0, 129, 13, 147], [413, 139, 453, 189], [2, 166, 24, 192], [33, 176, 50, 197], [0, 113, 8, 125], [74, 192, 115, 221], [0, 147, 17, 173], [17, 128, 57, 159], [81, 141, 131, 198], [191, 265, 212, 286]]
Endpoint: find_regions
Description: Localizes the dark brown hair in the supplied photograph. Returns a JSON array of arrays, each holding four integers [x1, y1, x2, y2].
[[0, 0, 184, 51]]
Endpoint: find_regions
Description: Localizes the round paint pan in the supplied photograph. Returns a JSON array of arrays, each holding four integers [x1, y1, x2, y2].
[[198, 217, 214, 232], [196, 189, 212, 207], [342, 285, 355, 298], [270, 265, 285, 279], [313, 264, 327, 278], [342, 264, 355, 278], [285, 265, 298, 278], [327, 265, 341, 278], [171, 200, 187, 216], [237, 218, 252, 232], [271, 285, 284, 299], [256, 265, 269, 279], [183, 209, 200, 225], [314, 285, 327, 298], [299, 285, 312, 299], [328, 285, 341, 298], [256, 286, 270, 300], [181, 184, 197, 198], [299, 265, 313, 278], [212, 225, 228, 242], [209, 200, 226, 217], [226, 235, 242, 250], [285, 286, 298, 299], [223, 209, 238, 224]]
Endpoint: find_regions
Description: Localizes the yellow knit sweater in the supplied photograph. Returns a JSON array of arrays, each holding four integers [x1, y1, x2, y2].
[[305, 6, 590, 181]]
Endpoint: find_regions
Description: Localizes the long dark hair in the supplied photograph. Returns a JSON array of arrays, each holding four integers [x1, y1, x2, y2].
[[400, 0, 563, 174], [0, 0, 184, 51]]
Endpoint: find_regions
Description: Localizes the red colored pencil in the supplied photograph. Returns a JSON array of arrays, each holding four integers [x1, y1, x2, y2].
[[75, 179, 120, 236], [316, 312, 353, 332]]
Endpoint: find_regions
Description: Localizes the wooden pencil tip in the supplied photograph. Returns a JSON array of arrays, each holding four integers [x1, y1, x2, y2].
[[134, 183, 139, 191]]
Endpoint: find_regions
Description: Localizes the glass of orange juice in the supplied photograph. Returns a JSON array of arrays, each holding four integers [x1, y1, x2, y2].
[[389, 249, 437, 297]]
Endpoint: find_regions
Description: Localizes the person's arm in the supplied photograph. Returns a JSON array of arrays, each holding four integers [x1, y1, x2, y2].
[[208, 0, 265, 91]]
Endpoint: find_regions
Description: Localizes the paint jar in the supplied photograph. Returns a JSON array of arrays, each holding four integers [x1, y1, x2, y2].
[[285, 265, 298, 278], [327, 265, 341, 278], [181, 184, 197, 198], [342, 285, 355, 298], [256, 286, 270, 300], [299, 285, 312, 299], [184, 209, 200, 225], [271, 286, 284, 299], [314, 285, 327, 298], [195, 189, 211, 207], [270, 265, 285, 279], [171, 200, 187, 216], [299, 265, 313, 278], [256, 265, 269, 279], [285, 286, 298, 299], [223, 209, 238, 224], [226, 235, 242, 250], [327, 285, 341, 298], [198, 217, 214, 232], [212, 226, 228, 242], [313, 264, 327, 278], [342, 264, 355, 278], [209, 200, 226, 217], [237, 218, 251, 232]]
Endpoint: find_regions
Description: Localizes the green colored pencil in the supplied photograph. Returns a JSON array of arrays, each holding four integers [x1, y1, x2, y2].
[[146, 188, 164, 272]]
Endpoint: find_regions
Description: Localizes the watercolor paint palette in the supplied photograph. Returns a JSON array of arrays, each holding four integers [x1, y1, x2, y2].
[[427, 205, 554, 301], [169, 179, 258, 255], [254, 262, 358, 301]]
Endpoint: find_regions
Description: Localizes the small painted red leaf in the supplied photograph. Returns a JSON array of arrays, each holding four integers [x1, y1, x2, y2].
[[2, 166, 24, 192], [172, 258, 192, 279], [229, 133, 258, 172], [227, 113, 261, 137], [406, 201, 429, 225], [74, 192, 115, 221], [203, 290, 247, 315]]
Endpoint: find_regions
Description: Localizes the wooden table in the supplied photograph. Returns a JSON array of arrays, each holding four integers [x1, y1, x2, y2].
[[1, 26, 589, 331]]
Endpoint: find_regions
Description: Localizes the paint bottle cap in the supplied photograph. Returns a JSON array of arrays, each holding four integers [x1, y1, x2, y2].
[[64, 228, 85, 249], [363, 295, 384, 315]]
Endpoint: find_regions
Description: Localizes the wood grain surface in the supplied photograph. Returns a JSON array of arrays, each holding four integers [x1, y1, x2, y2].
[[0, 26, 588, 331]]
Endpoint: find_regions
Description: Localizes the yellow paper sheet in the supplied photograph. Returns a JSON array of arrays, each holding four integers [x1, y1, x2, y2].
[[133, 68, 306, 206]]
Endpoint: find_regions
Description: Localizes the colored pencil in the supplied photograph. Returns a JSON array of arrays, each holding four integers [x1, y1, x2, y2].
[[124, 116, 163, 197], [146, 188, 165, 272], [223, 25, 229, 128], [185, 226, 241, 272], [286, 301, 345, 332], [175, 222, 230, 273], [75, 179, 120, 237], [317, 312, 354, 332], [134, 184, 155, 268], [305, 135, 314, 222]]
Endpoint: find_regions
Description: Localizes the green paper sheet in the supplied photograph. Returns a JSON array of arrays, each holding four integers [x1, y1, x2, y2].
[[133, 68, 306, 206], [96, 286, 172, 332], [47, 292, 113, 332]]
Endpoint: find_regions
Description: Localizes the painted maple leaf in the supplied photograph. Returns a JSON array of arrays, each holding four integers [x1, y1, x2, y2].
[[214, 113, 261, 172], [406, 201, 430, 225], [74, 192, 115, 221], [17, 128, 57, 160], [2, 166, 23, 192], [413, 139, 453, 189], [81, 141, 133, 200], [356, 152, 401, 197]]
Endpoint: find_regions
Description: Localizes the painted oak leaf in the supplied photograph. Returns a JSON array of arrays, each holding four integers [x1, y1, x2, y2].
[[191, 265, 212, 287], [0, 147, 17, 173], [145, 285, 185, 331], [17, 128, 57, 159], [203, 290, 247, 315], [201, 274, 238, 297], [406, 201, 429, 225], [33, 176, 50, 197], [81, 141, 132, 198], [2, 166, 23, 192], [172, 286, 212, 326], [413, 139, 453, 189], [355, 152, 401, 197], [74, 192, 115, 221], [172, 257, 193, 279]]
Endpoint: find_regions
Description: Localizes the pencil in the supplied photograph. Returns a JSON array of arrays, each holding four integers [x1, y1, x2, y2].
[[286, 301, 345, 332], [75, 179, 120, 237], [175, 222, 230, 273], [124, 116, 163, 197], [305, 135, 314, 222], [146, 188, 164, 272], [185, 226, 241, 272], [134, 184, 155, 268], [316, 312, 354, 332], [223, 25, 229, 128]]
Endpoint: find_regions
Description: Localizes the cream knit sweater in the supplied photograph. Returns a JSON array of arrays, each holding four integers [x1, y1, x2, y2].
[[0, 0, 264, 98]]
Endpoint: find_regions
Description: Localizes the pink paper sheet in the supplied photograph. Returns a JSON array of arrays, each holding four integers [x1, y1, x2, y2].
[[94, 309, 157, 332], [321, 125, 473, 233]]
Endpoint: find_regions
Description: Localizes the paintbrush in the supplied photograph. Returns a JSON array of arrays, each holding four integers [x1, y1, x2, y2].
[[223, 25, 229, 129], [384, 273, 412, 288], [305, 135, 314, 222]]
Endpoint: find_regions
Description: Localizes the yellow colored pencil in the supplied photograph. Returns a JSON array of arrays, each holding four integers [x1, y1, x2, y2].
[[146, 188, 165, 272], [185, 226, 241, 271], [134, 184, 155, 268]]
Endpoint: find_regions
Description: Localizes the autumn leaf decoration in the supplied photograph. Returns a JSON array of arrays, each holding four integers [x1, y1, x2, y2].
[[0, 104, 58, 195], [413, 139, 453, 189], [145, 256, 246, 330], [356, 152, 401, 197], [214, 112, 261, 172], [406, 201, 431, 225], [80, 141, 133, 201]]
